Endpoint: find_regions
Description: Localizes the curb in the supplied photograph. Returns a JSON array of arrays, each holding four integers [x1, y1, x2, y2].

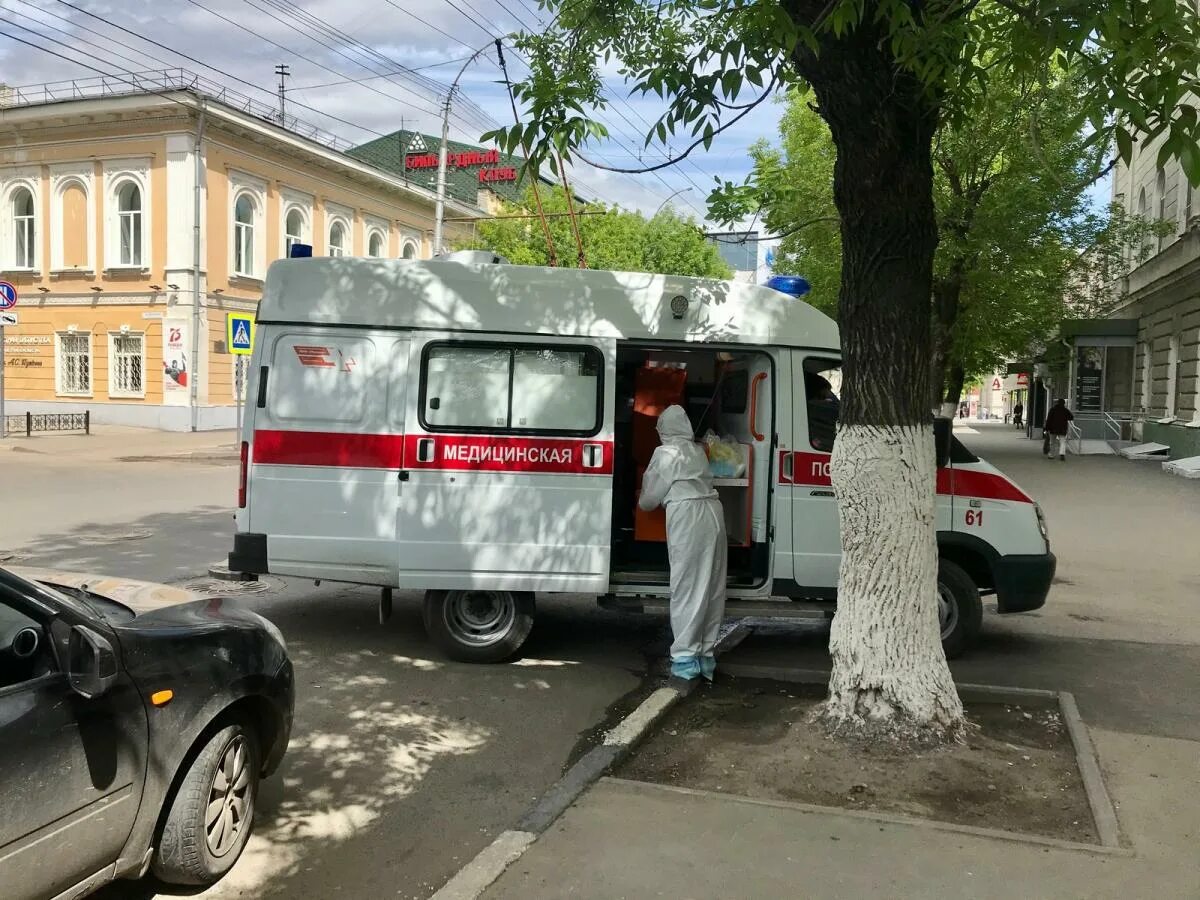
[[600, 778, 1134, 857], [428, 620, 752, 898]]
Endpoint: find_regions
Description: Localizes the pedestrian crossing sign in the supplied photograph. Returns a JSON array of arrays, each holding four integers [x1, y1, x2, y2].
[[226, 313, 255, 356]]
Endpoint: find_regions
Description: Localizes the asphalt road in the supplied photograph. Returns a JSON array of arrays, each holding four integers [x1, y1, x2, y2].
[[2, 453, 662, 899], [5, 423, 1197, 897]]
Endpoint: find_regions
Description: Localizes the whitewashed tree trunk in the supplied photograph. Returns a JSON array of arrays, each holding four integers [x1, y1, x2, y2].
[[822, 425, 964, 742], [794, 8, 968, 743], [939, 401, 959, 418]]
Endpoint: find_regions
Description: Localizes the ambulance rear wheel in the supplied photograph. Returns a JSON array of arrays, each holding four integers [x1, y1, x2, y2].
[[937, 560, 983, 659], [423, 590, 535, 663]]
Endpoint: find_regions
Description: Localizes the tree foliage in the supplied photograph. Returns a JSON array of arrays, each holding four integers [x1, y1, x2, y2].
[[720, 77, 1173, 402], [459, 186, 731, 277]]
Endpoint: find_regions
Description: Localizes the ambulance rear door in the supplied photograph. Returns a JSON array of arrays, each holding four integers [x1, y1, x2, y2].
[[400, 333, 617, 594], [248, 327, 409, 584]]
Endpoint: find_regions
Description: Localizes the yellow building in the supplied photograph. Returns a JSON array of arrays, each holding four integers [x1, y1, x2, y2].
[[0, 73, 485, 430]]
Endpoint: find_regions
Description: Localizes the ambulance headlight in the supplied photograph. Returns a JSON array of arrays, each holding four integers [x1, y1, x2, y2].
[[1035, 504, 1049, 546]]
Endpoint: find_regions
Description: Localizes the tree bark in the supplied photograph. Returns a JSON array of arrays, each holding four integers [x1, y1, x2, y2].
[[793, 14, 965, 742], [930, 275, 964, 414], [942, 362, 967, 415]]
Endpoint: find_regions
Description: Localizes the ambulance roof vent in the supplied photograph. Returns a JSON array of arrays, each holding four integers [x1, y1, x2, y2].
[[434, 250, 510, 266]]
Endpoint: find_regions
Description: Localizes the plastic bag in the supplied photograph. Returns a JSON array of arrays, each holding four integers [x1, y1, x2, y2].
[[703, 431, 745, 478]]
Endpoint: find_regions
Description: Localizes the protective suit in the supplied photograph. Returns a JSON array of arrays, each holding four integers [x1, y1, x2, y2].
[[638, 405, 728, 680]]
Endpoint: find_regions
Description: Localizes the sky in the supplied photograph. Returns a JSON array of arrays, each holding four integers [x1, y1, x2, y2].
[[0, 0, 783, 226]]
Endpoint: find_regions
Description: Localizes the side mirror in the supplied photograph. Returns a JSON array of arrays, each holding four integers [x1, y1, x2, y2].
[[934, 417, 952, 469], [68, 625, 118, 699]]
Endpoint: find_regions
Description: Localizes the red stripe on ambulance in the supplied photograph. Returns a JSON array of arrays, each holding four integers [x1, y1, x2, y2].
[[782, 451, 1031, 504], [251, 430, 613, 475], [253, 430, 405, 468], [404, 434, 614, 475]]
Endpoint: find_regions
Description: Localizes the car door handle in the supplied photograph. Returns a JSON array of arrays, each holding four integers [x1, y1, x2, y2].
[[416, 438, 435, 463], [398, 470, 410, 482]]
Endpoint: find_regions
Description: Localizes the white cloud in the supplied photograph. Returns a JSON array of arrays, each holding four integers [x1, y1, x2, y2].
[[1, 0, 783, 224]]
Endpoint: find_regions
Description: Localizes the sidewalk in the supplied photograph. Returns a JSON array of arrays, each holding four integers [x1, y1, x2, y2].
[[0, 425, 237, 466], [483, 728, 1198, 899]]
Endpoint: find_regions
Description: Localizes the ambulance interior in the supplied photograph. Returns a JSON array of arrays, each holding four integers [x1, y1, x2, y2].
[[610, 345, 773, 587]]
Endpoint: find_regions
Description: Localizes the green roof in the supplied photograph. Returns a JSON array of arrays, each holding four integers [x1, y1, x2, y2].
[[347, 130, 554, 209]]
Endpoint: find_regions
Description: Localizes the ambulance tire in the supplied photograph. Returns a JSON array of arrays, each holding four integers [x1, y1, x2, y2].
[[423, 589, 535, 663], [937, 560, 983, 659]]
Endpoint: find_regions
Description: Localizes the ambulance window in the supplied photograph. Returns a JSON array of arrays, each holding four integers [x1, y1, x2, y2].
[[424, 345, 511, 429], [271, 334, 372, 424], [511, 349, 600, 431], [420, 342, 603, 435], [805, 359, 841, 453]]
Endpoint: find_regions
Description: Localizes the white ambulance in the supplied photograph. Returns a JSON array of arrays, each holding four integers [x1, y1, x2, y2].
[[224, 253, 1055, 662]]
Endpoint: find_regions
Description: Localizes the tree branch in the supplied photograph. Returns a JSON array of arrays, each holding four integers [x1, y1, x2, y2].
[[770, 214, 839, 241], [577, 89, 774, 174]]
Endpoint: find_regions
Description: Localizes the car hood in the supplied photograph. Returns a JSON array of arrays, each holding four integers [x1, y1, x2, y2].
[[9, 566, 201, 615]]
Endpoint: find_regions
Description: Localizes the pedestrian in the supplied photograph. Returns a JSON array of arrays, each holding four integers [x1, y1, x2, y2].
[[638, 405, 727, 683], [1043, 398, 1074, 461], [1013, 401, 1024, 428]]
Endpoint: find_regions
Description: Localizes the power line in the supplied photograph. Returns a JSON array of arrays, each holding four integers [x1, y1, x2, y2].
[[44, 0, 413, 143]]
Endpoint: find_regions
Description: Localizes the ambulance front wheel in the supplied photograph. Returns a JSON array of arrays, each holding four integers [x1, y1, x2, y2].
[[937, 560, 983, 659], [423, 590, 535, 663]]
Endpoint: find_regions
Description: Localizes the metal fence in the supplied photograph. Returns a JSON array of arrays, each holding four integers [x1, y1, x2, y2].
[[1, 69, 356, 153], [3, 412, 90, 437]]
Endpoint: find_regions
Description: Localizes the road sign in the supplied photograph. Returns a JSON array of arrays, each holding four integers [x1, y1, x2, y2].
[[226, 313, 255, 356], [0, 311, 17, 326], [0, 281, 17, 310]]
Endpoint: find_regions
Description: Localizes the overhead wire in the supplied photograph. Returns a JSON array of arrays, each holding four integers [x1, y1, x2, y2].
[[43, 0, 416, 144]]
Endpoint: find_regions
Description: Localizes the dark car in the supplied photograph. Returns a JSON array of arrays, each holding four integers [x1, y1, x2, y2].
[[0, 566, 293, 900]]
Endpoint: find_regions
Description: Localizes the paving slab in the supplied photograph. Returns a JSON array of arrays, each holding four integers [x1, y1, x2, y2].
[[484, 729, 1200, 900]]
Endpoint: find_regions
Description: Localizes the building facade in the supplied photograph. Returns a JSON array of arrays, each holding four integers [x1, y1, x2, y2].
[[0, 73, 484, 430], [1107, 122, 1200, 456]]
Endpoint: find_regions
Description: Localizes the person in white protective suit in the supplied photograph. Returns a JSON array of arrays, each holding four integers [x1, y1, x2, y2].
[[637, 405, 728, 681]]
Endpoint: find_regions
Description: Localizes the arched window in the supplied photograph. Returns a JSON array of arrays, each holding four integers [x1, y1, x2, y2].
[[1156, 168, 1168, 251], [1137, 187, 1150, 261], [285, 208, 305, 255], [234, 194, 255, 276], [329, 221, 347, 257], [368, 230, 385, 258], [402, 241, 417, 260], [13, 187, 35, 269], [117, 182, 143, 266]]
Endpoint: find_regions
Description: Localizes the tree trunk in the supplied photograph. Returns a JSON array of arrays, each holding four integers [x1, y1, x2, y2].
[[942, 362, 967, 417], [794, 17, 965, 743], [930, 275, 964, 415]]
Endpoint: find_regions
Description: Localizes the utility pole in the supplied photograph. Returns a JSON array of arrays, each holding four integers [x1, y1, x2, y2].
[[432, 41, 494, 254], [275, 64, 290, 125]]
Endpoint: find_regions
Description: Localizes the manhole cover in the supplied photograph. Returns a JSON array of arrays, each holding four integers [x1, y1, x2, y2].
[[76, 529, 154, 546], [178, 575, 284, 597]]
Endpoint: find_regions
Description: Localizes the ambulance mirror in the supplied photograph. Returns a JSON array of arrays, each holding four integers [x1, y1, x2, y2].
[[933, 417, 952, 468]]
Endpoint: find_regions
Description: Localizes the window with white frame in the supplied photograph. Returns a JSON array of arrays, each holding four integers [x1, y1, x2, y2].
[[109, 331, 145, 398], [56, 332, 91, 396], [329, 220, 347, 257], [402, 240, 418, 259], [12, 187, 36, 270], [368, 230, 385, 257], [285, 208, 306, 256], [234, 193, 256, 276], [115, 181, 143, 267]]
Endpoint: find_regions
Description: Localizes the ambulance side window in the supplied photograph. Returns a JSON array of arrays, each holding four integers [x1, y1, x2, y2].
[[423, 345, 511, 429], [420, 341, 603, 435], [805, 359, 841, 453]]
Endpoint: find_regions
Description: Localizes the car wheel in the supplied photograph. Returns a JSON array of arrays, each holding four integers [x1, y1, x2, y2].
[[938, 559, 983, 659], [423, 589, 535, 663], [152, 722, 260, 886]]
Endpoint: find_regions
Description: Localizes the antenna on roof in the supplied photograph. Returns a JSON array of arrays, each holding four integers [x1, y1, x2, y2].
[[274, 64, 290, 126]]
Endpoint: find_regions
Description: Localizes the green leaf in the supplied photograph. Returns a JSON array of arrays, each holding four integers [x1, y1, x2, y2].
[[1115, 127, 1134, 164]]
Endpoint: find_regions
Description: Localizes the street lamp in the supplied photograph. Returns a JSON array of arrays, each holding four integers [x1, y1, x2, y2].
[[432, 40, 498, 255], [652, 187, 692, 218]]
